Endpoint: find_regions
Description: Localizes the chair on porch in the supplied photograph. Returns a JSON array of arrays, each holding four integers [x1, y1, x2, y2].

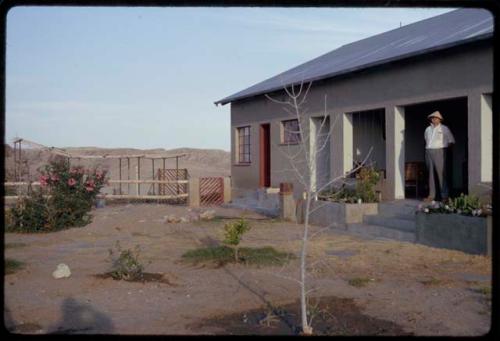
[[405, 162, 425, 198]]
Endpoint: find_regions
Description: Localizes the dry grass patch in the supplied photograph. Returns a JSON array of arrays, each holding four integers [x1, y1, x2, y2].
[[5, 258, 25, 275], [348, 277, 375, 288], [181, 246, 295, 267]]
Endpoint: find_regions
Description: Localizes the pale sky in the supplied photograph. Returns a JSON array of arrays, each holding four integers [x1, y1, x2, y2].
[[5, 6, 456, 151]]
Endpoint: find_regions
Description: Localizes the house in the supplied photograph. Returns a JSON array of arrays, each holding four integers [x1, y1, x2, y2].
[[215, 9, 493, 202]]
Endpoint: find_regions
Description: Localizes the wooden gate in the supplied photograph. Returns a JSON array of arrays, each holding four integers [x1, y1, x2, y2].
[[200, 177, 224, 206], [157, 169, 189, 196]]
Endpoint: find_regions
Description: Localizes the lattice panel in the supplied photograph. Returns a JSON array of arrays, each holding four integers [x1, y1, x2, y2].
[[200, 177, 224, 206], [157, 169, 189, 196]]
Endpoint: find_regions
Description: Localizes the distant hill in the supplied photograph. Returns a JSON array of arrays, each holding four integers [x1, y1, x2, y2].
[[3, 145, 230, 183]]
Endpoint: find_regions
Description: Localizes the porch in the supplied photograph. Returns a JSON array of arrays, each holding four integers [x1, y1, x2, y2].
[[332, 92, 492, 201]]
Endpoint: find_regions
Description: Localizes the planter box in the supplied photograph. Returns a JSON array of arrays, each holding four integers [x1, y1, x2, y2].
[[416, 213, 492, 256], [301, 199, 378, 229]]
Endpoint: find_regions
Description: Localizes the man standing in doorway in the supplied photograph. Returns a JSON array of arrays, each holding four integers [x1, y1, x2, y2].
[[424, 111, 455, 202]]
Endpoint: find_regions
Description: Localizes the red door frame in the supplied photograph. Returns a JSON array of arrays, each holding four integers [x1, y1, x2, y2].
[[259, 124, 271, 188]]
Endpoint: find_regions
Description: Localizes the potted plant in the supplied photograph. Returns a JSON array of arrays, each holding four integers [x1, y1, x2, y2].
[[308, 167, 381, 228]]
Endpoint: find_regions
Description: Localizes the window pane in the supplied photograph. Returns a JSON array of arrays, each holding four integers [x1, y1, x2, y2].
[[282, 119, 301, 143], [237, 126, 251, 163]]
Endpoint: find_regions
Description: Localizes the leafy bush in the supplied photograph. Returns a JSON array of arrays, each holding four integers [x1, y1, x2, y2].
[[355, 167, 380, 203], [107, 241, 145, 281], [450, 193, 482, 215], [6, 192, 48, 232], [6, 158, 108, 233], [223, 218, 251, 262], [319, 166, 381, 203]]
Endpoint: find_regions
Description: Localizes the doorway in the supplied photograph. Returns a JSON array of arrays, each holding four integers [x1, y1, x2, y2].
[[259, 123, 271, 188], [404, 97, 468, 199]]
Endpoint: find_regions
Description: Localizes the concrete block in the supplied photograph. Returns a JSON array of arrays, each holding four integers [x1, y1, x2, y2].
[[348, 223, 416, 242], [188, 178, 200, 207], [223, 177, 231, 203], [363, 215, 416, 232], [280, 194, 296, 222], [345, 203, 378, 224], [307, 200, 378, 229], [416, 212, 491, 255]]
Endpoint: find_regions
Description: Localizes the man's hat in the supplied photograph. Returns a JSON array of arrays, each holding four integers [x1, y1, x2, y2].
[[428, 111, 443, 121]]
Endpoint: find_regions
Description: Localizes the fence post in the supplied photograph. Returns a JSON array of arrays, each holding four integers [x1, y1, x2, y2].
[[223, 177, 231, 203], [188, 178, 200, 207], [279, 182, 296, 222]]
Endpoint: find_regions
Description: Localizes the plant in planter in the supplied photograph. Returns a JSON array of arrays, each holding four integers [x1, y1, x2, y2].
[[415, 194, 492, 255], [319, 166, 381, 204], [354, 166, 381, 203], [417, 194, 488, 217]]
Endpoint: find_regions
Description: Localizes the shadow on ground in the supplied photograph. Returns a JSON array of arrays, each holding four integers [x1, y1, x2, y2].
[[188, 267, 411, 335], [48, 297, 115, 334]]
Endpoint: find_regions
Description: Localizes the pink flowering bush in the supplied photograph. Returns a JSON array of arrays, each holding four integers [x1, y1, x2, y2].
[[7, 158, 108, 232]]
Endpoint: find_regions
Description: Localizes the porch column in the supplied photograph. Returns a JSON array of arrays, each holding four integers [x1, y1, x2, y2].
[[331, 112, 353, 187], [385, 105, 405, 200], [468, 93, 493, 192]]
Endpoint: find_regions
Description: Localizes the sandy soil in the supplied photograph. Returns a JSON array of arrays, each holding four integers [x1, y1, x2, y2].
[[4, 204, 491, 335]]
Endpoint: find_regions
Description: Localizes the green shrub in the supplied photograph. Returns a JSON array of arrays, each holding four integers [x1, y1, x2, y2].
[[223, 218, 250, 262], [319, 166, 380, 203], [6, 158, 108, 233], [6, 192, 48, 232], [107, 241, 145, 281], [355, 166, 380, 203], [450, 193, 481, 215]]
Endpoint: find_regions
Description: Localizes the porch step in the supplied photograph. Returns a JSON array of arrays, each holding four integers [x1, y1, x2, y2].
[[347, 223, 416, 243], [227, 189, 280, 217], [224, 202, 279, 217], [378, 200, 420, 216], [363, 215, 416, 233]]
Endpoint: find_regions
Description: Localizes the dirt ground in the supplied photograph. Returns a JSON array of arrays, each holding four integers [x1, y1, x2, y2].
[[4, 203, 492, 335]]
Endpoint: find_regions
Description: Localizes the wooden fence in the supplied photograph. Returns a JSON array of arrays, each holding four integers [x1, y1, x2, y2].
[[200, 177, 224, 206], [157, 169, 189, 196], [4, 175, 229, 206]]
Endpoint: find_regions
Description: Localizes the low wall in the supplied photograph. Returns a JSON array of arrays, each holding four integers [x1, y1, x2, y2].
[[305, 200, 378, 229], [416, 213, 492, 256]]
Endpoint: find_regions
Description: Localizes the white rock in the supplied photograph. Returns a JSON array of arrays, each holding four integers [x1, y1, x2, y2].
[[52, 263, 71, 279], [200, 210, 216, 220], [180, 217, 190, 223]]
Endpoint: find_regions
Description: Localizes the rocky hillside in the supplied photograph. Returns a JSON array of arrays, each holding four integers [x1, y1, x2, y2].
[[3, 144, 231, 182]]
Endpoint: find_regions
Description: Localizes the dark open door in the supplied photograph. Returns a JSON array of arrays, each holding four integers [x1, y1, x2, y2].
[[260, 124, 271, 187]]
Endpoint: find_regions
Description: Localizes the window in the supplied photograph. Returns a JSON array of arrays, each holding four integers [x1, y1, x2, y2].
[[281, 119, 301, 144], [237, 126, 251, 163]]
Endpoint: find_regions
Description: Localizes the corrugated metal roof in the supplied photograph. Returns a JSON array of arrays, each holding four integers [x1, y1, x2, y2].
[[215, 8, 493, 105]]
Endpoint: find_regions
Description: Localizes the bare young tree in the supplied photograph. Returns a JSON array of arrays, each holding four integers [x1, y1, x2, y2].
[[266, 81, 371, 335]]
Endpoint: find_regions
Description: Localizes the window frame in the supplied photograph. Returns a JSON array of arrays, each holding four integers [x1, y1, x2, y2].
[[281, 119, 301, 144], [236, 125, 251, 164]]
